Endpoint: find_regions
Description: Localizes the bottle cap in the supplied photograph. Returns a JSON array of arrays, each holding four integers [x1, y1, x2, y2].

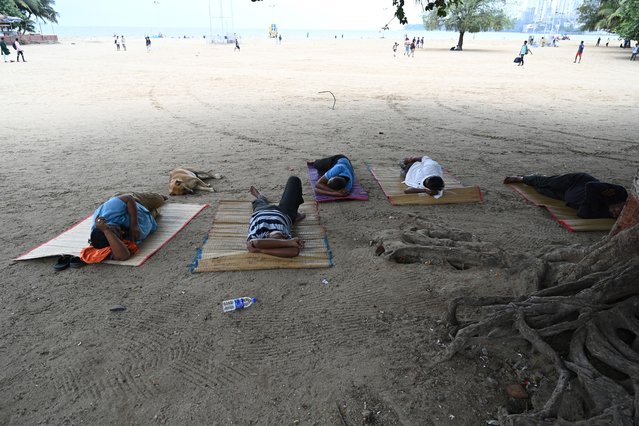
[[252, 298, 256, 303]]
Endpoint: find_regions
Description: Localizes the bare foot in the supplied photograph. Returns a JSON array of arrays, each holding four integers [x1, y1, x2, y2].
[[503, 176, 524, 184], [249, 186, 261, 198], [295, 212, 306, 222]]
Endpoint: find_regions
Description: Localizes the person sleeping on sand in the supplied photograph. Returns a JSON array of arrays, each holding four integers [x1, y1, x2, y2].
[[399, 156, 445, 197], [312, 154, 355, 197], [246, 176, 306, 258], [504, 173, 627, 219], [81, 193, 167, 263]]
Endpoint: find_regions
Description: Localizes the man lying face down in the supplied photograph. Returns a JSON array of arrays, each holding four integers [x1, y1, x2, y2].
[[400, 156, 445, 197], [312, 154, 355, 197], [504, 173, 628, 219], [246, 176, 306, 258], [88, 193, 167, 261]]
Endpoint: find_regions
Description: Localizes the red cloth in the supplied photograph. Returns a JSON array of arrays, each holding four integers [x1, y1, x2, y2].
[[80, 240, 139, 264]]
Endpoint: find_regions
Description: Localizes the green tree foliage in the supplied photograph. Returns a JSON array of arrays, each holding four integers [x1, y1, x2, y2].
[[422, 0, 513, 49], [0, 0, 58, 34], [0, 0, 22, 17], [578, 0, 639, 40]]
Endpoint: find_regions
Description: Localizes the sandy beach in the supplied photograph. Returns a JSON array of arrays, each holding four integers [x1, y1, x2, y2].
[[1, 35, 637, 424]]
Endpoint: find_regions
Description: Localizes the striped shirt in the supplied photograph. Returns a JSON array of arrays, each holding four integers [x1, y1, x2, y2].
[[247, 208, 292, 241]]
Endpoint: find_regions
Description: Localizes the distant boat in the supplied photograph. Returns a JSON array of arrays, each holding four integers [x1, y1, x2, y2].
[[268, 24, 278, 38]]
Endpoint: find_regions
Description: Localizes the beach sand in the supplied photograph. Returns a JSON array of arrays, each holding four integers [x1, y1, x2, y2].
[[1, 35, 637, 424]]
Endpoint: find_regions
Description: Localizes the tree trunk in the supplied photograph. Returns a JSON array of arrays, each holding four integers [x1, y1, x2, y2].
[[457, 31, 465, 50]]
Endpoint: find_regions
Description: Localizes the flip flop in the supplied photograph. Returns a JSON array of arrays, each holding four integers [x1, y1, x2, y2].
[[69, 256, 86, 269], [53, 255, 72, 271]]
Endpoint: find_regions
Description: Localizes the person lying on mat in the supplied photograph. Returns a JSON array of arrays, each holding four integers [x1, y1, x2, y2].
[[87, 193, 167, 261], [400, 156, 445, 197], [503, 173, 627, 219], [247, 176, 306, 258], [312, 154, 355, 197]]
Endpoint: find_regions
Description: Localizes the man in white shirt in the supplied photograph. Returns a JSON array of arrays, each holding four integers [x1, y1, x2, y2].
[[400, 156, 445, 197]]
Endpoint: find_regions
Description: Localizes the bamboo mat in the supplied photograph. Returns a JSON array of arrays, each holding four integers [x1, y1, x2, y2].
[[507, 183, 615, 232], [15, 203, 208, 266], [367, 163, 483, 205], [191, 201, 332, 272]]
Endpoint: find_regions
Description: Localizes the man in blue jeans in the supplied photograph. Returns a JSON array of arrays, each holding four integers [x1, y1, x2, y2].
[[504, 173, 627, 219], [246, 176, 306, 258]]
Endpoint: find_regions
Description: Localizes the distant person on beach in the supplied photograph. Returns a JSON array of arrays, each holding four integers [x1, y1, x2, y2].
[[420, 37, 425, 48], [14, 38, 25, 62], [145, 36, 151, 53], [410, 40, 416, 57], [518, 40, 531, 66], [574, 41, 585, 63], [631, 43, 638, 61], [246, 177, 306, 258], [82, 193, 167, 262], [403, 37, 410, 56], [392, 42, 399, 57], [0, 37, 11, 63], [606, 37, 610, 47], [278, 34, 282, 44], [503, 174, 627, 219], [313, 155, 355, 197], [596, 37, 601, 47], [234, 38, 240, 51], [115, 35, 120, 51], [399, 156, 445, 196], [121, 35, 126, 51]]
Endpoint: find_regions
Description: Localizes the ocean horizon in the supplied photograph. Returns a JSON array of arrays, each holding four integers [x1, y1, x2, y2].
[[50, 25, 610, 43]]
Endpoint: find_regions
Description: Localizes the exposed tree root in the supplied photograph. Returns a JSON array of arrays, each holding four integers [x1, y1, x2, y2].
[[374, 206, 639, 423]]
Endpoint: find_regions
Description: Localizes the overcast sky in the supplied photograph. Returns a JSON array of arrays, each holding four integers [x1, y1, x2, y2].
[[55, 0, 426, 30]]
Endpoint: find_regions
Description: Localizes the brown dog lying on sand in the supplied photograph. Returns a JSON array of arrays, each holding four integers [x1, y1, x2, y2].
[[169, 168, 222, 195]]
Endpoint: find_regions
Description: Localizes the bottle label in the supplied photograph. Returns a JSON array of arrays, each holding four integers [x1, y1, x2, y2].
[[234, 298, 245, 310]]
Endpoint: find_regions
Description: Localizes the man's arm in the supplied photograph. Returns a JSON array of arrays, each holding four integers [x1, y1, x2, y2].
[[404, 187, 435, 195], [576, 182, 614, 219], [118, 195, 140, 241], [315, 177, 349, 197], [96, 218, 131, 260], [246, 238, 304, 258]]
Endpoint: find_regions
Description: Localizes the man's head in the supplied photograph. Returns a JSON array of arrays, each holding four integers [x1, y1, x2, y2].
[[423, 176, 444, 193], [90, 225, 126, 248], [604, 187, 628, 218], [327, 176, 347, 191]]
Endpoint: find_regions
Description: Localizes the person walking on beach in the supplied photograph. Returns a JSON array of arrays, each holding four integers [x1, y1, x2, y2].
[[0, 37, 11, 63], [410, 39, 416, 57], [518, 40, 531, 66], [392, 42, 399, 57], [403, 37, 410, 56], [574, 41, 585, 63], [234, 38, 240, 52], [606, 37, 610, 47], [121, 35, 126, 51], [145, 36, 151, 53], [596, 37, 601, 47], [14, 38, 25, 62], [631, 43, 639, 61], [420, 37, 425, 48], [115, 35, 120, 51]]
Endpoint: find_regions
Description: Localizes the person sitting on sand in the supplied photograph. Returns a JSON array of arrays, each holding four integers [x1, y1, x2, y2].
[[82, 192, 167, 262], [247, 176, 306, 258], [312, 154, 355, 197], [503, 173, 627, 219], [400, 156, 445, 197]]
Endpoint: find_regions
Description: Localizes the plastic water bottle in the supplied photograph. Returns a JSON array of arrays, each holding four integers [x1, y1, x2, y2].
[[222, 297, 256, 313]]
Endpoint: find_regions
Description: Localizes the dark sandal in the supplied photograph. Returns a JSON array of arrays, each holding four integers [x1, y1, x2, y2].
[[53, 255, 72, 271], [69, 256, 86, 269]]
